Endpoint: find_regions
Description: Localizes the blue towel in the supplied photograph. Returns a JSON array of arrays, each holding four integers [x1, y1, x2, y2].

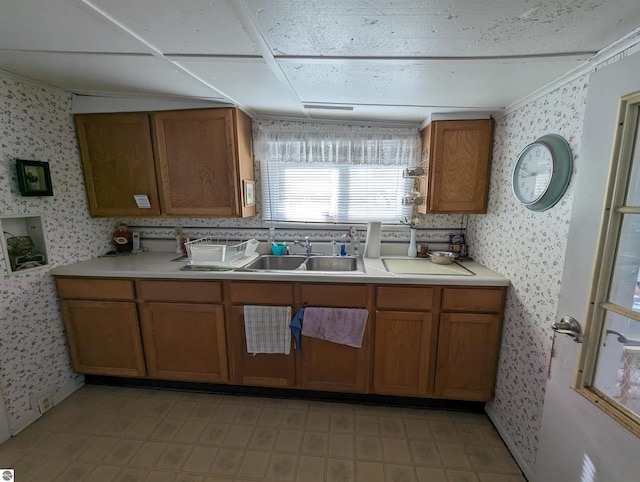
[[290, 308, 304, 352]]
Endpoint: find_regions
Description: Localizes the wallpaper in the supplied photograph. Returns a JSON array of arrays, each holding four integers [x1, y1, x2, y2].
[[466, 76, 589, 471], [0, 66, 589, 472], [0, 76, 465, 435], [0, 71, 113, 433]]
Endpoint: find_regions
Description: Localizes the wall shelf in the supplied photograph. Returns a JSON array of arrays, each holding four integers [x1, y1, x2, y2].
[[1, 215, 49, 274]]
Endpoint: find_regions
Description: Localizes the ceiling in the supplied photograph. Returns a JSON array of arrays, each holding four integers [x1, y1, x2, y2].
[[1, 0, 639, 124]]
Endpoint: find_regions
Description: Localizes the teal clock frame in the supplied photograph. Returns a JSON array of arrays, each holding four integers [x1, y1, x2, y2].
[[512, 134, 573, 212]]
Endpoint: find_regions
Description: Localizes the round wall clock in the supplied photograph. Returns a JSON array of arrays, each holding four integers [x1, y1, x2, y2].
[[512, 134, 573, 212]]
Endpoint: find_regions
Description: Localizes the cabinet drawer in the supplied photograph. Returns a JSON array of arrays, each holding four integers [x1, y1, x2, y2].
[[301, 284, 369, 307], [376, 286, 433, 310], [56, 278, 134, 300], [441, 288, 504, 313], [137, 280, 222, 303], [229, 282, 294, 304]]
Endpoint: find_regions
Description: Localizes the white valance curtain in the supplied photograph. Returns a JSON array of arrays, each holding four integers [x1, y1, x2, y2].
[[254, 124, 420, 166], [254, 121, 420, 224]]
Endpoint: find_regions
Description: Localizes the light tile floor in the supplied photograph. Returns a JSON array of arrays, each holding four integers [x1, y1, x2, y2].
[[0, 385, 526, 482]]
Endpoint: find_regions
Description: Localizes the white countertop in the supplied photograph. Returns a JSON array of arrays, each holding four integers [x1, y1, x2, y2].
[[50, 252, 510, 287]]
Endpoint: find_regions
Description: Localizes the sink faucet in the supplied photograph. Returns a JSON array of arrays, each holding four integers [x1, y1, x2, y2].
[[293, 236, 313, 255]]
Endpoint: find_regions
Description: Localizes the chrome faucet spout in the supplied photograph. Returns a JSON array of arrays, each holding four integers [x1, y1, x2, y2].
[[293, 236, 313, 255]]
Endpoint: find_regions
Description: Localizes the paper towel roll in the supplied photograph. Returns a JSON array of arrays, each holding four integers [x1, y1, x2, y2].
[[364, 221, 381, 258]]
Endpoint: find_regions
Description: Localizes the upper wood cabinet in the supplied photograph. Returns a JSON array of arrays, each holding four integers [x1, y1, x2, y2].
[[417, 119, 494, 214], [75, 112, 161, 217], [74, 107, 255, 218]]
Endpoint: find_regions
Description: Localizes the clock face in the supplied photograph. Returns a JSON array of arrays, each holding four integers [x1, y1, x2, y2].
[[513, 142, 554, 204]]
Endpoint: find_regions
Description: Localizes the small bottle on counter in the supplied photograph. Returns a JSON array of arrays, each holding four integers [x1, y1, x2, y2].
[[340, 235, 348, 256], [351, 234, 360, 256]]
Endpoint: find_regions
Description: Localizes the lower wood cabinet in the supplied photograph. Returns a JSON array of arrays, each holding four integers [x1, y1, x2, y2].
[[299, 283, 372, 393], [373, 311, 437, 397], [55, 275, 506, 402], [434, 313, 502, 401], [60, 299, 146, 377], [434, 287, 506, 401], [226, 282, 296, 388], [57, 277, 145, 378], [227, 305, 296, 387], [137, 280, 228, 383], [139, 302, 228, 383]]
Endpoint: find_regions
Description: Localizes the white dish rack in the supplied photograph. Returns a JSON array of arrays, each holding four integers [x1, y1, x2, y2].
[[185, 237, 259, 268]]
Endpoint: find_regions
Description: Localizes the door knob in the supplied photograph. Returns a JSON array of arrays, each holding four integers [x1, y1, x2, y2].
[[552, 316, 583, 343]]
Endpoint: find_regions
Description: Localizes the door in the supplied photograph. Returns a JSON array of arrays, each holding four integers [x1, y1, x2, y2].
[[140, 302, 228, 383], [373, 311, 436, 396], [434, 313, 501, 401], [152, 108, 241, 216], [534, 54, 640, 481], [61, 300, 146, 377], [75, 112, 161, 216]]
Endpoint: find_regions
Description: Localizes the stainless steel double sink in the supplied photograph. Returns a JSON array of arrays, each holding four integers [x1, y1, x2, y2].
[[243, 255, 363, 273]]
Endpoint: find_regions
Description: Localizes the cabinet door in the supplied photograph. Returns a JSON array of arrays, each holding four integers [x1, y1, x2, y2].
[[299, 284, 372, 393], [75, 113, 160, 216], [140, 302, 228, 383], [227, 306, 296, 387], [61, 300, 145, 377], [435, 313, 501, 401], [373, 311, 437, 397], [423, 119, 494, 214], [152, 108, 242, 216]]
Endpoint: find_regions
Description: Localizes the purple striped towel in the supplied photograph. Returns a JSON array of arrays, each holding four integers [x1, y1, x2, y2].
[[243, 305, 292, 355], [301, 307, 368, 348]]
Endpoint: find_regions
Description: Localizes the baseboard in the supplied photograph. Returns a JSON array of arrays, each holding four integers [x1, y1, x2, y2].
[[0, 399, 10, 444], [485, 404, 535, 481], [8, 378, 84, 436], [53, 377, 85, 406]]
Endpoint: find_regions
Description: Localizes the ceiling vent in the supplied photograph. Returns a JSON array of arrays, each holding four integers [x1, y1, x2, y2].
[[303, 104, 355, 111]]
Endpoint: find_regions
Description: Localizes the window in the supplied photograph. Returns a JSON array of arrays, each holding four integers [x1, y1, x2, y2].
[[579, 92, 640, 434], [255, 125, 420, 224]]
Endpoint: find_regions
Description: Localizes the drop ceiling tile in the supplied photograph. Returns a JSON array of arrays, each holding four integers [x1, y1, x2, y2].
[[0, 0, 147, 53], [0, 51, 226, 100], [278, 56, 588, 109], [246, 0, 640, 56], [171, 56, 303, 115], [92, 0, 259, 55]]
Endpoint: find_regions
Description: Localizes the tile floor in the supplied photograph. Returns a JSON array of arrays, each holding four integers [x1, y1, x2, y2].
[[0, 385, 525, 482]]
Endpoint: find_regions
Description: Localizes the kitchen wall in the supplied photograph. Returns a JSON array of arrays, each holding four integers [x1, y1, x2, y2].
[[0, 63, 593, 467], [0, 74, 465, 437], [467, 75, 589, 473], [0, 71, 113, 435]]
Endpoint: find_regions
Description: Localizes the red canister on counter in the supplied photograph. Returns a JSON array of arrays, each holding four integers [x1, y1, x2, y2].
[[112, 222, 133, 252]]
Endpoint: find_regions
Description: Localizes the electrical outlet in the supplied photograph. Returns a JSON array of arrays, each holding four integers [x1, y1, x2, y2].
[[38, 393, 53, 414]]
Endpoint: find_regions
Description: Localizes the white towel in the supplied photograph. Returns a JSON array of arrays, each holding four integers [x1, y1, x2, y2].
[[243, 305, 292, 355]]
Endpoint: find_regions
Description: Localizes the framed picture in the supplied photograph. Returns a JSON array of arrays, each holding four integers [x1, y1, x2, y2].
[[16, 159, 53, 196], [243, 180, 255, 206]]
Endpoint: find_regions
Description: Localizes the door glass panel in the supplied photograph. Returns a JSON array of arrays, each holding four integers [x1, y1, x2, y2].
[[608, 214, 640, 313], [593, 311, 640, 416], [624, 109, 640, 205]]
